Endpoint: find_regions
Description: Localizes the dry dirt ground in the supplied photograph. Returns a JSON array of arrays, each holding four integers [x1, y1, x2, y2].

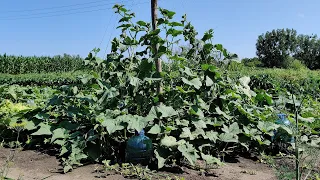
[[0, 148, 277, 180]]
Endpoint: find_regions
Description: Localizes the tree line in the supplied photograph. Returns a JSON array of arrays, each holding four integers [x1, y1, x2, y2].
[[244, 28, 320, 70]]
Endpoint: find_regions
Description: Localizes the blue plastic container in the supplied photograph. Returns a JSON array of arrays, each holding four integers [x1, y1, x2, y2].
[[125, 129, 153, 165], [272, 113, 294, 143]]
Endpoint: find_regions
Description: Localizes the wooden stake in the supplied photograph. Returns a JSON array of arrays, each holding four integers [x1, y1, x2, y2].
[[151, 0, 163, 95]]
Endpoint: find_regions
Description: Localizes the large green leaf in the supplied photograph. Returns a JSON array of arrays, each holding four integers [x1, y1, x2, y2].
[[180, 127, 193, 140], [137, 20, 147, 27], [298, 115, 315, 123], [155, 149, 166, 169], [202, 29, 214, 42], [148, 124, 162, 134], [51, 128, 68, 143], [176, 119, 189, 127], [237, 76, 257, 98], [167, 28, 183, 37], [98, 115, 124, 134], [160, 8, 176, 19], [205, 76, 214, 86], [192, 120, 207, 129], [129, 76, 141, 87], [206, 131, 219, 143], [201, 153, 223, 166], [149, 105, 177, 119], [182, 77, 202, 89], [178, 143, 199, 166], [215, 107, 233, 120], [239, 76, 250, 89], [160, 136, 178, 147], [7, 86, 17, 100], [222, 122, 241, 135], [119, 16, 132, 23], [59, 121, 79, 131], [190, 105, 204, 118], [168, 21, 184, 27], [192, 129, 206, 139], [219, 133, 238, 143], [25, 120, 37, 131], [257, 121, 278, 135], [310, 137, 320, 147], [182, 67, 196, 77], [31, 123, 52, 136], [34, 113, 50, 120], [243, 125, 259, 138], [118, 115, 153, 132]]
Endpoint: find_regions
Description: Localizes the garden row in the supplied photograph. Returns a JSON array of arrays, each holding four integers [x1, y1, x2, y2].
[[1, 67, 320, 98], [0, 71, 85, 86]]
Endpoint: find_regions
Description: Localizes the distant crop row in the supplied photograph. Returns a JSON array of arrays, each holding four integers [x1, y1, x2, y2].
[[0, 53, 86, 74], [229, 67, 320, 98], [2, 66, 320, 98], [0, 71, 83, 86]]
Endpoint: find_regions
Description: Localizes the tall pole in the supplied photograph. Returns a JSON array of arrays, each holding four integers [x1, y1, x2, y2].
[[151, 0, 163, 95], [151, 0, 158, 32]]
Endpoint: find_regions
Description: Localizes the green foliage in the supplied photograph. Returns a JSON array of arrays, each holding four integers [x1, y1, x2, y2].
[[229, 67, 320, 99], [258, 90, 320, 180], [35, 5, 278, 171], [0, 53, 86, 74], [294, 34, 320, 70], [0, 5, 319, 176], [0, 71, 84, 86], [256, 28, 298, 68], [275, 165, 296, 180], [241, 57, 262, 67], [226, 60, 244, 71], [0, 85, 58, 145], [286, 57, 307, 70], [256, 28, 320, 70]]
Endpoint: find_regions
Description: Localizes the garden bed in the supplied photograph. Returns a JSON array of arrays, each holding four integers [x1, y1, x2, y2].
[[0, 148, 276, 180]]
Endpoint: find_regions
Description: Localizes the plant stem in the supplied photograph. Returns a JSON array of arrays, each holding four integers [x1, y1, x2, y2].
[[295, 109, 300, 180], [292, 92, 300, 180]]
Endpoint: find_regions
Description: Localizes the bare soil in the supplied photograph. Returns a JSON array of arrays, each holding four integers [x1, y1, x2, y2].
[[0, 148, 277, 180]]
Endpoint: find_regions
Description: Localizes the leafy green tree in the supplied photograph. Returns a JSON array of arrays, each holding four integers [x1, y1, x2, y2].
[[256, 28, 298, 68], [242, 57, 262, 67], [294, 34, 320, 69]]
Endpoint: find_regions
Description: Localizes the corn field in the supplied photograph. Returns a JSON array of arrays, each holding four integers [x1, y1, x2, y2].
[[0, 53, 85, 74]]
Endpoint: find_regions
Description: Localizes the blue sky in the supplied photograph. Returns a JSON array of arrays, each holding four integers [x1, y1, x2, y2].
[[0, 0, 319, 59]]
